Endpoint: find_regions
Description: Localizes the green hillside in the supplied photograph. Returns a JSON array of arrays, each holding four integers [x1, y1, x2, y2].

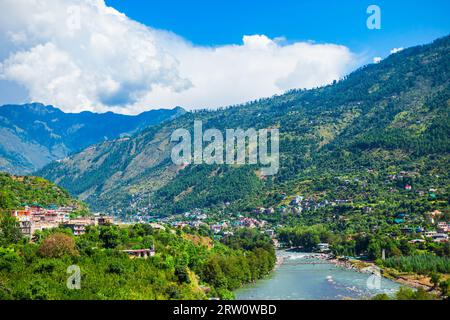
[[0, 172, 80, 210], [0, 103, 185, 174]]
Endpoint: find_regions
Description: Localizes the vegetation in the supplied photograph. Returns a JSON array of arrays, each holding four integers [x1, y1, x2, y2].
[[373, 287, 439, 300], [0, 173, 77, 210], [0, 216, 275, 300], [383, 255, 450, 274]]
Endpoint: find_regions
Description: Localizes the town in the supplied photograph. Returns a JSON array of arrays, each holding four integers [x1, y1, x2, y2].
[[12, 205, 114, 238], [10, 175, 449, 252]]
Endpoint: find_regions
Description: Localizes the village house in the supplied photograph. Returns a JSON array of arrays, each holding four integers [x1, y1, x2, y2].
[[426, 210, 442, 224], [290, 195, 303, 206], [95, 215, 114, 226], [409, 239, 426, 244], [12, 207, 116, 238], [400, 227, 414, 234], [437, 222, 449, 233], [317, 243, 331, 253], [210, 224, 223, 234], [432, 233, 449, 243], [122, 247, 156, 259], [12, 206, 72, 238], [189, 220, 204, 228], [63, 218, 95, 236], [424, 230, 437, 238], [149, 222, 166, 230], [253, 207, 266, 215], [265, 229, 275, 238], [241, 217, 265, 228], [63, 222, 88, 236]]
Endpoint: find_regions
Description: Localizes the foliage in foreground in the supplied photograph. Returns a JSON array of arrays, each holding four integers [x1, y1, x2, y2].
[[0, 220, 275, 300]]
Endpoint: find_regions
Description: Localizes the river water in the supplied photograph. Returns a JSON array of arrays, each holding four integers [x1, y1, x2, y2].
[[235, 251, 402, 300]]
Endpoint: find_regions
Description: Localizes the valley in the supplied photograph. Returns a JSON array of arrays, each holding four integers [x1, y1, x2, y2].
[[0, 36, 449, 300]]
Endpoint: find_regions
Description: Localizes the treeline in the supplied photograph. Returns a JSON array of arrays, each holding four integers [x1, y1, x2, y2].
[[383, 254, 450, 274], [153, 165, 264, 215], [201, 229, 276, 296], [278, 225, 334, 251]]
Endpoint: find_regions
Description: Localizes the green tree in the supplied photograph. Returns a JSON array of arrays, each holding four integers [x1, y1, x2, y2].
[[38, 233, 78, 258], [0, 212, 22, 246]]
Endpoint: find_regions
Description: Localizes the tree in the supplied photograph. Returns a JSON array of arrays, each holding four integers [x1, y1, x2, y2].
[[395, 287, 437, 300], [439, 279, 450, 297], [175, 263, 190, 284], [429, 272, 441, 290], [38, 233, 78, 258], [0, 212, 22, 246], [99, 226, 121, 249]]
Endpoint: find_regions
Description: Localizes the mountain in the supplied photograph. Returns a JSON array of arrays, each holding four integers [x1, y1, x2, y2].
[[0, 104, 185, 174], [37, 36, 450, 219]]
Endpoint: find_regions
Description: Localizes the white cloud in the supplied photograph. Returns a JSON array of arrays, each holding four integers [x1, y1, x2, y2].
[[390, 47, 404, 54], [0, 0, 359, 114], [373, 57, 382, 64]]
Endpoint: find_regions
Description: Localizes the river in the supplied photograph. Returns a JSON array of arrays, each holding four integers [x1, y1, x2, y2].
[[235, 250, 402, 300]]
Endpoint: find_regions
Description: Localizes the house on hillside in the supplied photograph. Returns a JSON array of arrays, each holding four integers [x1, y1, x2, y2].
[[437, 222, 449, 233], [96, 215, 114, 226], [424, 231, 437, 238], [432, 233, 449, 243], [122, 247, 156, 259]]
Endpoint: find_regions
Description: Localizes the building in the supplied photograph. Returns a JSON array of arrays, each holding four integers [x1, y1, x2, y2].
[[409, 239, 426, 244], [210, 224, 223, 234], [437, 222, 449, 233], [18, 219, 32, 238], [317, 243, 331, 253], [149, 223, 166, 230], [96, 215, 114, 226], [401, 227, 414, 234], [122, 247, 156, 259], [432, 233, 449, 243], [62, 220, 91, 236], [265, 229, 275, 237], [424, 231, 437, 238]]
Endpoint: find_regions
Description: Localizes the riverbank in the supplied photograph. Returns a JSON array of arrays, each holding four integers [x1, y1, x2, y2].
[[320, 255, 443, 295]]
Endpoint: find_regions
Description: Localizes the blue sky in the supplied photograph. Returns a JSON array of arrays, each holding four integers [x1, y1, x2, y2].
[[0, 0, 449, 112], [106, 0, 450, 57]]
